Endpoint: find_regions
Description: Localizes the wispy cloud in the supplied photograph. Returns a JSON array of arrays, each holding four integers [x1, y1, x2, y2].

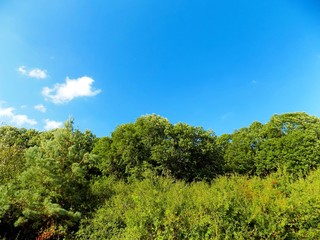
[[0, 106, 37, 126], [251, 80, 257, 84], [34, 104, 47, 113], [221, 112, 232, 120], [44, 119, 63, 130], [42, 76, 101, 104], [18, 66, 27, 75], [18, 66, 47, 79]]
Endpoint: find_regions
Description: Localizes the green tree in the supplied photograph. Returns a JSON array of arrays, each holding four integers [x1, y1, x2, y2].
[[0, 126, 40, 183], [218, 121, 263, 175], [94, 114, 171, 179], [94, 114, 222, 181], [1, 120, 96, 239], [255, 113, 320, 176], [220, 112, 320, 176], [153, 123, 223, 181]]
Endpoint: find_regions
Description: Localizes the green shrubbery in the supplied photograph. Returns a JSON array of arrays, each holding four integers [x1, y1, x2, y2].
[[77, 169, 320, 239], [1, 112, 320, 239]]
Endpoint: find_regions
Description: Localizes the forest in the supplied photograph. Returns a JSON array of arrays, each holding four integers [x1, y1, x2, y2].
[[1, 112, 320, 239]]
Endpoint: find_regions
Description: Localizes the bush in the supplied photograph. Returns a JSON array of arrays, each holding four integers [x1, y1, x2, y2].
[[77, 169, 320, 239]]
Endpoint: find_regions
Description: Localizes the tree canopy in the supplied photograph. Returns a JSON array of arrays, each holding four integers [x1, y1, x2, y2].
[[1, 112, 320, 239], [94, 114, 223, 181], [218, 112, 320, 176]]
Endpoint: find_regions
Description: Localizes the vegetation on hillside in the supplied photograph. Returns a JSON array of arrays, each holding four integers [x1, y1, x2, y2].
[[1, 112, 320, 239]]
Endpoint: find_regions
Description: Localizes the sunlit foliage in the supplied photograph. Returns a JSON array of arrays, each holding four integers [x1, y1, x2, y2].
[[1, 112, 320, 239]]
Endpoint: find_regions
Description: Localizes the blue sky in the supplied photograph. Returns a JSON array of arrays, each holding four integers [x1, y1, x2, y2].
[[1, 0, 320, 136]]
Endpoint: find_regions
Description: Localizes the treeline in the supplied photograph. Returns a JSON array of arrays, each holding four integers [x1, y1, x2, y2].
[[1, 112, 320, 239]]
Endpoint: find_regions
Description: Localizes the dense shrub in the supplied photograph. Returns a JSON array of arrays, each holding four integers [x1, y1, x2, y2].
[[76, 169, 320, 239]]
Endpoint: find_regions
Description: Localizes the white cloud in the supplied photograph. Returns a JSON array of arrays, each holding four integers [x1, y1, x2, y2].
[[44, 119, 63, 130], [18, 66, 27, 75], [42, 76, 101, 104], [34, 104, 47, 113], [18, 65, 47, 79], [29, 68, 47, 79], [0, 107, 14, 117], [0, 106, 37, 126]]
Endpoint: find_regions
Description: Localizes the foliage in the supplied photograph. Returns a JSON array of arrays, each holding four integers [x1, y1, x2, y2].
[[218, 121, 263, 175], [76, 169, 320, 239], [1, 112, 320, 239], [219, 112, 320, 176], [0, 120, 96, 239], [94, 114, 223, 181], [0, 126, 40, 183]]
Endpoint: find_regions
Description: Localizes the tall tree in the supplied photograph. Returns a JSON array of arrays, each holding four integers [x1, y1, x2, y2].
[[0, 126, 40, 183], [218, 122, 263, 175], [153, 123, 223, 181], [219, 112, 320, 176], [95, 114, 171, 179], [2, 120, 96, 239], [94, 114, 222, 181], [255, 113, 320, 175]]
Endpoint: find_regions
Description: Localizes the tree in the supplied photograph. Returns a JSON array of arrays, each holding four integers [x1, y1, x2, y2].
[[219, 112, 320, 176], [94, 114, 171, 179], [94, 114, 223, 181], [255, 113, 320, 176], [1, 120, 96, 239], [0, 126, 40, 183], [153, 123, 223, 181], [218, 122, 263, 175]]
